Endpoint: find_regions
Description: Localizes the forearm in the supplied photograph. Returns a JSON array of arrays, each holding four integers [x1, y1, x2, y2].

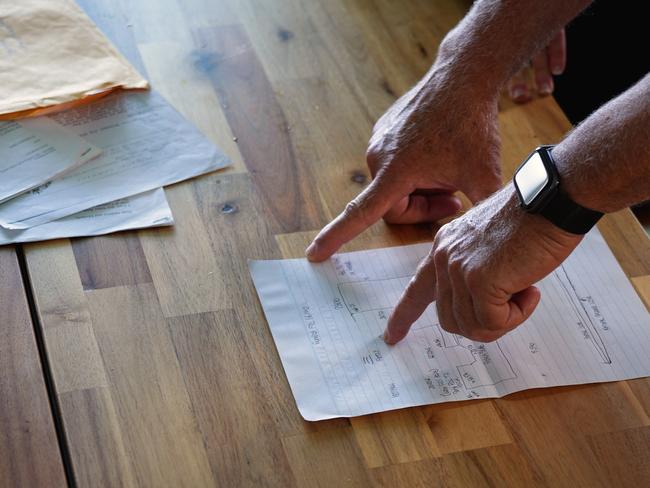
[[553, 73, 650, 213], [430, 0, 591, 96]]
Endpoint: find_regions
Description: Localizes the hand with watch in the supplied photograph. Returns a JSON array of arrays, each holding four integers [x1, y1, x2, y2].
[[382, 146, 595, 345], [383, 69, 650, 344]]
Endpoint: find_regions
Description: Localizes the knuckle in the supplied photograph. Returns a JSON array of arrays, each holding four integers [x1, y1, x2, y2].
[[343, 199, 360, 217], [433, 222, 452, 245], [365, 145, 379, 164], [447, 256, 463, 274], [432, 247, 447, 267], [344, 198, 374, 227]]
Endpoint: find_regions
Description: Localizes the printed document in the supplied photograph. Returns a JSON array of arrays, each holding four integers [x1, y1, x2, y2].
[[0, 118, 101, 203], [250, 229, 650, 420], [0, 91, 230, 229], [0, 188, 172, 245]]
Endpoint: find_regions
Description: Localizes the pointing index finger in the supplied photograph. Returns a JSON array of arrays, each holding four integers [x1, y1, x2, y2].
[[306, 172, 409, 262], [383, 255, 437, 345]]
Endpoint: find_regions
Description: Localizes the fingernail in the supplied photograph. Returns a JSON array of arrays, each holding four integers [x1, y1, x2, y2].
[[538, 82, 553, 95], [510, 85, 527, 102], [551, 65, 563, 75], [383, 329, 393, 345], [305, 242, 318, 260]]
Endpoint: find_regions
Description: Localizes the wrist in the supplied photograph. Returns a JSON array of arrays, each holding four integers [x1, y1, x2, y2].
[[551, 144, 616, 214], [434, 27, 511, 100], [503, 183, 584, 245]]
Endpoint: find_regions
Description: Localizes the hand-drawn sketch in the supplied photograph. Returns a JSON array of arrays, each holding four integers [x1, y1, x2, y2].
[[250, 230, 650, 420], [552, 265, 612, 364], [338, 278, 517, 394]]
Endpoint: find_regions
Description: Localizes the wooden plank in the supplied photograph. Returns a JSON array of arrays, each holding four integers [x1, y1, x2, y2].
[[72, 233, 152, 290], [587, 426, 650, 487], [139, 183, 232, 318], [0, 248, 67, 487], [367, 458, 445, 487], [59, 388, 136, 487], [350, 410, 441, 468], [492, 384, 650, 487], [190, 173, 312, 437], [25, 239, 215, 486], [168, 309, 295, 487], [192, 24, 327, 234], [282, 428, 371, 487], [424, 400, 513, 455], [632, 275, 650, 310], [86, 284, 215, 487], [439, 444, 542, 488]]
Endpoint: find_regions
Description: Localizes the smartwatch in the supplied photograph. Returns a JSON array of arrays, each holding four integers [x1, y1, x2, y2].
[[513, 145, 603, 234]]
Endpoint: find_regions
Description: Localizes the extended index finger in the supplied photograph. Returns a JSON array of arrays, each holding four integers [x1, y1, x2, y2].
[[306, 172, 409, 262], [383, 255, 437, 345]]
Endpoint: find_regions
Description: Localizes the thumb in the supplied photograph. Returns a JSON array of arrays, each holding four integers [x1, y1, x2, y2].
[[473, 285, 541, 333], [507, 285, 541, 328], [384, 256, 437, 345], [306, 172, 409, 262]]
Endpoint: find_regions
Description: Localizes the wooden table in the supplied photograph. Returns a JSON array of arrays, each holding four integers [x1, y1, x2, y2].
[[3, 0, 650, 486]]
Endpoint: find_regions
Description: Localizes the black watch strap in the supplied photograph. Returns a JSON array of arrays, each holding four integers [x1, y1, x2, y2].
[[539, 188, 604, 234]]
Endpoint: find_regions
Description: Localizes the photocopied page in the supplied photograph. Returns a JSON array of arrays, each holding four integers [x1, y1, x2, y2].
[[0, 90, 230, 229], [0, 118, 101, 203], [250, 228, 650, 421], [0, 188, 172, 245]]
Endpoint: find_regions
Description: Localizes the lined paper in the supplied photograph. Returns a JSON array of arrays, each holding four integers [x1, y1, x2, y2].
[[250, 228, 650, 420]]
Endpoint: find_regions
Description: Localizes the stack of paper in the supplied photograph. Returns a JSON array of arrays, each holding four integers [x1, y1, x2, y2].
[[0, 189, 173, 245], [0, 0, 231, 245], [0, 90, 230, 245]]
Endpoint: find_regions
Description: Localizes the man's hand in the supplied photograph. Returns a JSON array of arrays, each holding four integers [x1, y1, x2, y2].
[[384, 184, 583, 344], [508, 29, 566, 103], [306, 71, 503, 262]]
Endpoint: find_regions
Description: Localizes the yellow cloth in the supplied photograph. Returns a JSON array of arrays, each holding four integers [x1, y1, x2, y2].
[[0, 0, 148, 119]]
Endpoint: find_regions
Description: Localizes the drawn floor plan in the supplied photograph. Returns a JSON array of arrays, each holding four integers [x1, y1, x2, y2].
[[338, 278, 518, 391], [250, 229, 650, 420]]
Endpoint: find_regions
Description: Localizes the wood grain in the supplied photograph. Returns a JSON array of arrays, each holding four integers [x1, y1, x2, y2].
[[168, 310, 295, 487], [0, 248, 67, 487], [72, 233, 152, 290], [193, 24, 326, 234], [17, 0, 650, 485]]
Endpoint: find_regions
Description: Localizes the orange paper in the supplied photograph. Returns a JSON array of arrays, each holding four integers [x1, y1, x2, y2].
[[0, 0, 148, 118]]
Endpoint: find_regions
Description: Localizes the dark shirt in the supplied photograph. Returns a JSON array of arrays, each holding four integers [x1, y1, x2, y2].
[[554, 1, 650, 124]]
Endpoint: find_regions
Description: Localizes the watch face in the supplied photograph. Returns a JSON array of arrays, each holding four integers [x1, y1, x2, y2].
[[514, 152, 549, 206]]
